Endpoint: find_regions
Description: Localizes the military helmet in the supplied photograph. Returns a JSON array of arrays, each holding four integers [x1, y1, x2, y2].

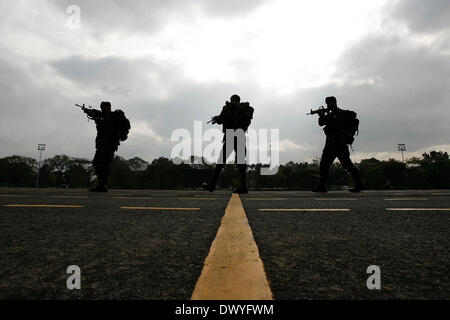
[[230, 95, 241, 103], [100, 101, 112, 112], [325, 96, 337, 104]]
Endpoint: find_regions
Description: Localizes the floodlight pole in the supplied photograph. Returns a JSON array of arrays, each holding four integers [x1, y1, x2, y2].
[[36, 144, 46, 188], [398, 144, 406, 163]]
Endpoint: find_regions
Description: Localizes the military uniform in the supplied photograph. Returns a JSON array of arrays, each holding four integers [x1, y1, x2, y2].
[[205, 100, 254, 193], [85, 108, 120, 191], [317, 107, 363, 191]]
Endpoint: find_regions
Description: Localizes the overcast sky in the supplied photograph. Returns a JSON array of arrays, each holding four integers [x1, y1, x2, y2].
[[0, 0, 449, 164]]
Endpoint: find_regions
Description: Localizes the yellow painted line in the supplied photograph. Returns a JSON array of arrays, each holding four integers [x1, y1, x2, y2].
[[51, 196, 89, 199], [387, 208, 450, 211], [259, 208, 350, 212], [191, 194, 273, 300], [4, 205, 84, 208], [113, 197, 152, 199], [178, 198, 218, 200], [244, 198, 287, 201], [314, 198, 358, 201], [121, 206, 200, 211], [0, 195, 26, 197], [384, 198, 428, 201]]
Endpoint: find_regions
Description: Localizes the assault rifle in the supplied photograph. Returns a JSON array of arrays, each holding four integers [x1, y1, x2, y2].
[[75, 104, 100, 121], [307, 106, 331, 116]]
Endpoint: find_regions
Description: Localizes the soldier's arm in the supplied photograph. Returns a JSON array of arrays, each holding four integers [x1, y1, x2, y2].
[[84, 108, 102, 120], [318, 113, 328, 127], [213, 106, 227, 124], [242, 106, 254, 130]]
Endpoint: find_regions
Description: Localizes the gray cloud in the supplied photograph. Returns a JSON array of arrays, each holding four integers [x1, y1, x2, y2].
[[391, 0, 450, 33], [1, 0, 449, 165], [48, 0, 268, 36]]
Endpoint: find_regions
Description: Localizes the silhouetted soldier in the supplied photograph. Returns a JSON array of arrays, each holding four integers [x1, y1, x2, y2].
[[81, 101, 130, 192], [202, 95, 254, 194], [313, 96, 363, 193]]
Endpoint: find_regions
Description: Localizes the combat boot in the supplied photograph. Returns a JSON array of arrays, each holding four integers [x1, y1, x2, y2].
[[349, 183, 364, 193], [350, 172, 364, 193], [235, 165, 248, 194], [233, 187, 248, 194], [202, 182, 215, 193], [312, 177, 328, 193], [311, 185, 328, 193], [90, 184, 108, 192]]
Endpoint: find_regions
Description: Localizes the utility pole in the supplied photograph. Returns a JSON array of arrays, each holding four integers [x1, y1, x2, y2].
[[398, 144, 406, 163], [36, 144, 46, 188]]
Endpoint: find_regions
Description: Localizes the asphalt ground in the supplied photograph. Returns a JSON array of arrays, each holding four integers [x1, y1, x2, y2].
[[0, 188, 230, 299], [0, 188, 449, 300], [241, 190, 450, 299]]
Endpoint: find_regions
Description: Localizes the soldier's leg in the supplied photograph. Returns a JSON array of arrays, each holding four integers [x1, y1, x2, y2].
[[211, 142, 227, 185], [234, 136, 248, 193], [317, 145, 337, 189], [337, 146, 363, 191], [91, 149, 108, 191], [204, 140, 231, 191], [102, 148, 116, 187], [92, 149, 104, 183]]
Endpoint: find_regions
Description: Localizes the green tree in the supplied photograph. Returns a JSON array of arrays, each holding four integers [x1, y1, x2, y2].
[[420, 151, 450, 188], [359, 158, 387, 189], [382, 159, 406, 188]]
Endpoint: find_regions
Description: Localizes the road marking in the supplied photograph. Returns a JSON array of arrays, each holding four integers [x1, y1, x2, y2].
[[121, 206, 200, 211], [314, 198, 358, 201], [191, 194, 273, 300], [244, 198, 288, 201], [259, 208, 350, 212], [0, 195, 26, 197], [178, 198, 218, 200], [386, 208, 450, 211], [3, 205, 84, 208], [384, 198, 428, 201], [51, 196, 89, 199], [113, 196, 152, 199]]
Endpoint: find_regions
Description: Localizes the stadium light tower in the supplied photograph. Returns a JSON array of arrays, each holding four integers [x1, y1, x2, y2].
[[36, 144, 46, 188], [398, 144, 406, 163]]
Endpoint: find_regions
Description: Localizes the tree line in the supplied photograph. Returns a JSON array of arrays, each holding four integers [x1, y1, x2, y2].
[[0, 151, 449, 190]]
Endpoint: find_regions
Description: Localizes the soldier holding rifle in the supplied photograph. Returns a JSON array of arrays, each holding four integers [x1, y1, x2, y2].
[[76, 101, 130, 192], [309, 96, 363, 193], [202, 94, 254, 194]]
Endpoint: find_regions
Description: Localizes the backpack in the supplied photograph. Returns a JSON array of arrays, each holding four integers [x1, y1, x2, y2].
[[113, 109, 131, 142], [340, 110, 359, 145]]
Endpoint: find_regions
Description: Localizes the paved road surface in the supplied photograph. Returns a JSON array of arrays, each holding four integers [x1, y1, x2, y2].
[[0, 188, 448, 299]]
